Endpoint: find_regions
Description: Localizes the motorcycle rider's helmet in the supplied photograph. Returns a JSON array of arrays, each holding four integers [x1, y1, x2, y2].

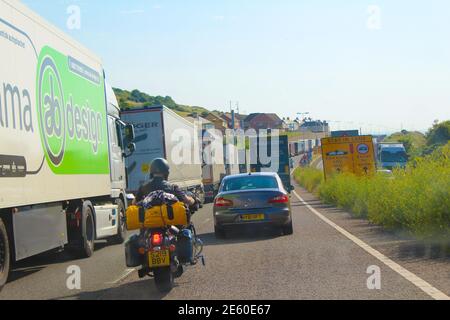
[[150, 158, 170, 179]]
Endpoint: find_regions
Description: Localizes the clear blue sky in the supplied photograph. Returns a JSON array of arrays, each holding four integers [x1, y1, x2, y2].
[[22, 0, 450, 133]]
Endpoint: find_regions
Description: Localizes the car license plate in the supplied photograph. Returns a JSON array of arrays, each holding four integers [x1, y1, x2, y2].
[[148, 250, 170, 267], [241, 214, 265, 221]]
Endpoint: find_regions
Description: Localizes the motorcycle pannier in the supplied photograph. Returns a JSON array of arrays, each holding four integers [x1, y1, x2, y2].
[[125, 234, 143, 267], [126, 202, 188, 230]]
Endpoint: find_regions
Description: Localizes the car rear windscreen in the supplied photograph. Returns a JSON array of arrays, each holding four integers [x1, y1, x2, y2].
[[222, 176, 278, 191]]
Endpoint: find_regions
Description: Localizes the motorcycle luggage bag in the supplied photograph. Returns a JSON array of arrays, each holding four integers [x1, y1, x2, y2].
[[126, 202, 188, 230], [177, 229, 194, 264], [125, 235, 143, 267]]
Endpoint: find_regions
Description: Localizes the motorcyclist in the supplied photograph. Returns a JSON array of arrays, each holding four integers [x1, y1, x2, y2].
[[133, 158, 196, 208], [133, 158, 198, 268]]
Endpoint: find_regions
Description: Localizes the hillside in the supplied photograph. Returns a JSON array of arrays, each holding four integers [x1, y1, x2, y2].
[[113, 88, 213, 117]]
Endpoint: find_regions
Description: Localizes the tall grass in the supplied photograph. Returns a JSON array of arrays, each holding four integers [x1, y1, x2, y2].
[[293, 143, 450, 241], [293, 167, 324, 193]]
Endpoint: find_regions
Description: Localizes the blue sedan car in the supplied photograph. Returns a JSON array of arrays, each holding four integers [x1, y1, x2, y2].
[[213, 172, 293, 238]]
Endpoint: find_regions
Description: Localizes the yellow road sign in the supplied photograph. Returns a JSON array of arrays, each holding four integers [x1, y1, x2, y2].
[[321, 135, 376, 180]]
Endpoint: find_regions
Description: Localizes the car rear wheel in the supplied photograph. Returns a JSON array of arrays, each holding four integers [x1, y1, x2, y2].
[[282, 221, 293, 235], [214, 225, 226, 239]]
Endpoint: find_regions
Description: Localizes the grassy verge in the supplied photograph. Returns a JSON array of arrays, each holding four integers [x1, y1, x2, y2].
[[293, 167, 324, 193], [293, 143, 450, 242]]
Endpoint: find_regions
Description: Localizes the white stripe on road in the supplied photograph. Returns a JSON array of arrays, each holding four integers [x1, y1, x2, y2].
[[107, 268, 136, 285], [292, 190, 450, 301]]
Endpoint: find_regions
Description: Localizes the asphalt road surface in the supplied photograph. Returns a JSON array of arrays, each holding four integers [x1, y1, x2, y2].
[[1, 181, 449, 300]]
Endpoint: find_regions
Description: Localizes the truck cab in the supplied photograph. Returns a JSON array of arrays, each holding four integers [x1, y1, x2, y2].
[[84, 84, 135, 241], [106, 84, 135, 195], [377, 143, 408, 170]]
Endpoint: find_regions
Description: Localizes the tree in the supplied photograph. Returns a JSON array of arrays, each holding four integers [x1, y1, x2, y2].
[[426, 120, 450, 147]]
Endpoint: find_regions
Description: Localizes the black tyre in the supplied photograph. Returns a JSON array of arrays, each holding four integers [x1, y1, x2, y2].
[[0, 219, 11, 292], [282, 221, 294, 235], [154, 267, 174, 293], [111, 199, 126, 245], [79, 205, 95, 258], [214, 225, 226, 239], [174, 265, 184, 278]]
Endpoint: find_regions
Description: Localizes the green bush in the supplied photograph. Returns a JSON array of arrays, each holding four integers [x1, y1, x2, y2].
[[319, 173, 373, 218], [293, 143, 450, 241], [293, 167, 324, 193]]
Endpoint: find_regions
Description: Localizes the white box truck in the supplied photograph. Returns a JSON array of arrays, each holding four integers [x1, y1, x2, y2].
[[121, 106, 205, 200], [0, 0, 135, 290], [224, 143, 241, 176], [202, 129, 225, 203]]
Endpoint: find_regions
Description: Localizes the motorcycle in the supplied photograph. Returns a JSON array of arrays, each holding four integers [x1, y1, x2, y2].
[[125, 196, 205, 293]]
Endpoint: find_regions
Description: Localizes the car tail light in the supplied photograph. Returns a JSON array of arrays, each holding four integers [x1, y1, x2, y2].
[[268, 195, 289, 204], [214, 197, 233, 207], [151, 232, 163, 246]]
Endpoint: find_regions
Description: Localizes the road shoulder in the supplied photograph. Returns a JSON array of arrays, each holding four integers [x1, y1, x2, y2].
[[293, 185, 450, 298]]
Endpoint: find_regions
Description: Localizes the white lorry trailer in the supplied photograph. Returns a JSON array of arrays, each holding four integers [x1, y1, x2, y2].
[[0, 0, 135, 290], [121, 106, 205, 200], [224, 143, 241, 176], [202, 129, 225, 203]]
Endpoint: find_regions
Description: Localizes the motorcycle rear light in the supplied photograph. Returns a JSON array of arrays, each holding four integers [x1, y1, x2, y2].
[[169, 244, 176, 252], [151, 232, 163, 246], [268, 195, 289, 204], [214, 197, 233, 207]]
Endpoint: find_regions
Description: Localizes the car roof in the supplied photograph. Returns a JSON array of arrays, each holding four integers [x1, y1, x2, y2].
[[222, 172, 279, 180]]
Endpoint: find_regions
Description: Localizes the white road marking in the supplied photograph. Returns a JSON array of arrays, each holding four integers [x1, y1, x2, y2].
[[293, 190, 450, 301], [107, 268, 136, 285]]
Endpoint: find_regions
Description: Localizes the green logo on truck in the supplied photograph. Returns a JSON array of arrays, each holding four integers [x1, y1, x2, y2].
[[36, 46, 109, 174]]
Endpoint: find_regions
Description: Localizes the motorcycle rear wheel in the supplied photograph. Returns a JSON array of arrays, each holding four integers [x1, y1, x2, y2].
[[154, 267, 174, 293]]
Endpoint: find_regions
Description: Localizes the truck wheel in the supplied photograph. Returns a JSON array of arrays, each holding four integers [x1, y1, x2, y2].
[[0, 219, 11, 292], [79, 205, 95, 258], [197, 188, 205, 208], [154, 267, 174, 293], [111, 199, 126, 244]]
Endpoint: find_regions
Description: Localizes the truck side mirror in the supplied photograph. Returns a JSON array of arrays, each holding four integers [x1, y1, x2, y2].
[[124, 142, 136, 158], [124, 124, 135, 143]]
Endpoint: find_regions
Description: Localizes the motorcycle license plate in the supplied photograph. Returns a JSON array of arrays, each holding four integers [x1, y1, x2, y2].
[[149, 250, 170, 267], [241, 214, 265, 221]]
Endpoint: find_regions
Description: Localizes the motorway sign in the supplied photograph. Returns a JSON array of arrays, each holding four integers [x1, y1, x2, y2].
[[321, 135, 376, 180]]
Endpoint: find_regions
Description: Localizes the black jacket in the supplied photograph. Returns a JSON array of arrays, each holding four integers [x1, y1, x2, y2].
[[135, 177, 187, 203]]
